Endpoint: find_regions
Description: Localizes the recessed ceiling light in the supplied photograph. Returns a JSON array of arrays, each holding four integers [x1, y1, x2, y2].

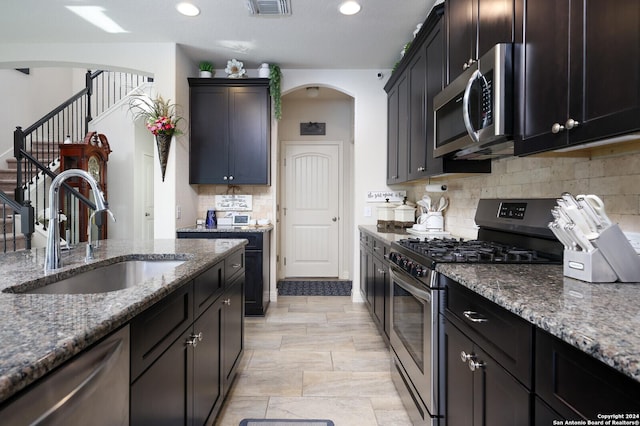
[[65, 6, 128, 33], [176, 2, 200, 17], [339, 1, 361, 15]]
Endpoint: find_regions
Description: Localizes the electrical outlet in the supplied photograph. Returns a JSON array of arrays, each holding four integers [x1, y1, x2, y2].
[[176, 205, 181, 219], [364, 206, 372, 217]]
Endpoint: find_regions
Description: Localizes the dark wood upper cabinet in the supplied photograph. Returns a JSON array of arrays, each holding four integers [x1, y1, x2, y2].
[[188, 78, 271, 185], [515, 0, 640, 155], [446, 0, 517, 83], [385, 5, 491, 184]]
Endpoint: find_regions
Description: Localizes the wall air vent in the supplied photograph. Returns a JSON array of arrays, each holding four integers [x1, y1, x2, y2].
[[246, 0, 291, 16]]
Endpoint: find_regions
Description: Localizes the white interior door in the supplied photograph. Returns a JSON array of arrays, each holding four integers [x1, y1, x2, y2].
[[142, 153, 154, 240], [283, 142, 341, 277]]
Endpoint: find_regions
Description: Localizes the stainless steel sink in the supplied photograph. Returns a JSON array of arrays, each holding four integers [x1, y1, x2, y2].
[[5, 259, 186, 295]]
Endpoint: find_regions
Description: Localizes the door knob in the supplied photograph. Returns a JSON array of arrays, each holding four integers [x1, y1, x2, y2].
[[145, 212, 150, 217], [332, 217, 338, 222]]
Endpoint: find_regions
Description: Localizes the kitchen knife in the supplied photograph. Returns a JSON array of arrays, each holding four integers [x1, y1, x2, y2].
[[562, 204, 599, 240], [564, 222, 594, 252], [577, 194, 612, 227], [575, 196, 605, 231], [548, 221, 575, 250]]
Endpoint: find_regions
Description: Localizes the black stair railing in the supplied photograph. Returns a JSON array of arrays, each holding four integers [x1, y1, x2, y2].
[[11, 70, 150, 247], [0, 191, 34, 253]]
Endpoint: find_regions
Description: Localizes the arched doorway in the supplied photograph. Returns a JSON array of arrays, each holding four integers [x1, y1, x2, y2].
[[277, 86, 354, 281]]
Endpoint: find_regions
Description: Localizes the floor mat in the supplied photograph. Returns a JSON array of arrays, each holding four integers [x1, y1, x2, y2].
[[277, 280, 352, 296], [240, 420, 334, 426]]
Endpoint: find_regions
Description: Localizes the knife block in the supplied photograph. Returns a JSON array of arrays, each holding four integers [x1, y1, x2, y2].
[[564, 224, 640, 283]]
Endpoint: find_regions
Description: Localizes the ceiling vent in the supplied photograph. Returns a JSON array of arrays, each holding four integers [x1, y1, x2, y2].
[[246, 0, 291, 16]]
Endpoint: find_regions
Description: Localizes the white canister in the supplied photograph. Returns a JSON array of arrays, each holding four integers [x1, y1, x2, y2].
[[394, 203, 416, 227], [258, 63, 270, 78]]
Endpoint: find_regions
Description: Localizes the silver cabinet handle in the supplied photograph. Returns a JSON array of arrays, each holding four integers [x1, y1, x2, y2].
[[565, 118, 580, 129], [377, 268, 386, 274], [223, 176, 228, 180], [186, 332, 203, 347], [469, 359, 486, 371], [223, 298, 231, 306], [551, 123, 565, 134], [417, 166, 425, 172], [232, 263, 241, 268], [460, 351, 475, 363], [463, 310, 488, 323], [229, 175, 234, 180]]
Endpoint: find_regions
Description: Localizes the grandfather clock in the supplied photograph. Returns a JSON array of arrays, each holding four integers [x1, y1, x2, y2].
[[59, 132, 111, 242]]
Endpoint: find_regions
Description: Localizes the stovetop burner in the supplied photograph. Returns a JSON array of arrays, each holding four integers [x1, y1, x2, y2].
[[396, 238, 556, 264]]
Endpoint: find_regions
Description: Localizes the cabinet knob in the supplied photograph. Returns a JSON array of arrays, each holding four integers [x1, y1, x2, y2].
[[223, 176, 228, 180], [417, 166, 425, 172], [551, 123, 565, 134], [228, 175, 234, 181], [469, 359, 486, 371], [224, 298, 231, 306], [186, 332, 203, 347], [231, 263, 242, 269], [565, 118, 580, 130], [460, 351, 475, 363]]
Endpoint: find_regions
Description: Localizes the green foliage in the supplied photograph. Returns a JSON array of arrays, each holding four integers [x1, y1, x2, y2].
[[199, 61, 214, 72], [269, 64, 282, 120]]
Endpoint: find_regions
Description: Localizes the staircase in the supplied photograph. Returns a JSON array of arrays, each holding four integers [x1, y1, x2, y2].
[[1, 69, 151, 253]]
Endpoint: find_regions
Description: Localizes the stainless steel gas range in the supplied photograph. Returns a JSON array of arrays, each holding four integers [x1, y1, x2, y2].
[[388, 198, 563, 426]]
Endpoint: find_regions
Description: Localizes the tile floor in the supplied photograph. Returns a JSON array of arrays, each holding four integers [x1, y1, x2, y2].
[[215, 295, 413, 426]]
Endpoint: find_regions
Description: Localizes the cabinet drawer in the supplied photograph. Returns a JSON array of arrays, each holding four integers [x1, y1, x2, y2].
[[225, 249, 244, 281], [444, 277, 533, 387], [535, 329, 640, 419], [371, 237, 390, 259], [130, 284, 193, 380], [215, 232, 262, 250], [194, 261, 224, 316]]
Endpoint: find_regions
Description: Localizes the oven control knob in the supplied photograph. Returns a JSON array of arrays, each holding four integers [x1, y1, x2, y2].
[[414, 266, 424, 277]]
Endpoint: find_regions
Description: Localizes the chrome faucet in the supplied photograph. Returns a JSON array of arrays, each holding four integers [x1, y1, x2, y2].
[[44, 169, 115, 272]]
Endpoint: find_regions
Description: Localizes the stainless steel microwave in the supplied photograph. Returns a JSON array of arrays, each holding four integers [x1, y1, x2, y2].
[[433, 43, 514, 160]]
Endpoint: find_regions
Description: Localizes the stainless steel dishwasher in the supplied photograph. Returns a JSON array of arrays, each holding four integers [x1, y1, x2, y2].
[[0, 325, 130, 425]]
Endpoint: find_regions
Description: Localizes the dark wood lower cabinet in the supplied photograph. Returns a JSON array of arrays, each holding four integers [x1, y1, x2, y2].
[[130, 327, 192, 426], [444, 319, 530, 426], [130, 253, 245, 425], [359, 231, 390, 343]]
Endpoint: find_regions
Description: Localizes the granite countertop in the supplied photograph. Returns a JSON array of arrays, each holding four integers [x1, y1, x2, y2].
[[177, 225, 273, 233], [437, 263, 640, 383], [359, 225, 640, 383], [359, 224, 410, 244], [0, 238, 247, 404]]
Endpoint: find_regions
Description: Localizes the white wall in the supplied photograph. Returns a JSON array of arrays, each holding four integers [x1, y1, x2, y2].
[[0, 68, 77, 162], [0, 42, 182, 239]]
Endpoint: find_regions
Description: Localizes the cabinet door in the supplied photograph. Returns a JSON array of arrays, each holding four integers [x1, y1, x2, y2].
[[222, 273, 245, 395], [243, 250, 263, 316], [477, 0, 515, 59], [130, 327, 192, 426], [372, 254, 387, 332], [386, 75, 409, 184], [515, 0, 570, 155], [228, 86, 270, 184], [568, 0, 640, 145], [407, 48, 428, 181], [359, 244, 369, 300], [444, 319, 474, 426], [447, 0, 476, 83], [425, 17, 446, 176], [192, 302, 222, 425], [189, 85, 229, 184]]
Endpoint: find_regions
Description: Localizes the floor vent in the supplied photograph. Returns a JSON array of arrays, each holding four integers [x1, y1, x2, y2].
[[246, 0, 291, 16]]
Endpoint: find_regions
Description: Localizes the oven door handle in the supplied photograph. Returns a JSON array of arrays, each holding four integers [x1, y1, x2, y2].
[[390, 268, 432, 303]]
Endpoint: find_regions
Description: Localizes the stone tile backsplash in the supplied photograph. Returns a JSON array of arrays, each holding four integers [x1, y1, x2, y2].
[[411, 141, 640, 239], [197, 185, 275, 223]]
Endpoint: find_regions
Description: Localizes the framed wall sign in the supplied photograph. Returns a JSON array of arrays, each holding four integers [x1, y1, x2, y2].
[[300, 122, 326, 135]]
